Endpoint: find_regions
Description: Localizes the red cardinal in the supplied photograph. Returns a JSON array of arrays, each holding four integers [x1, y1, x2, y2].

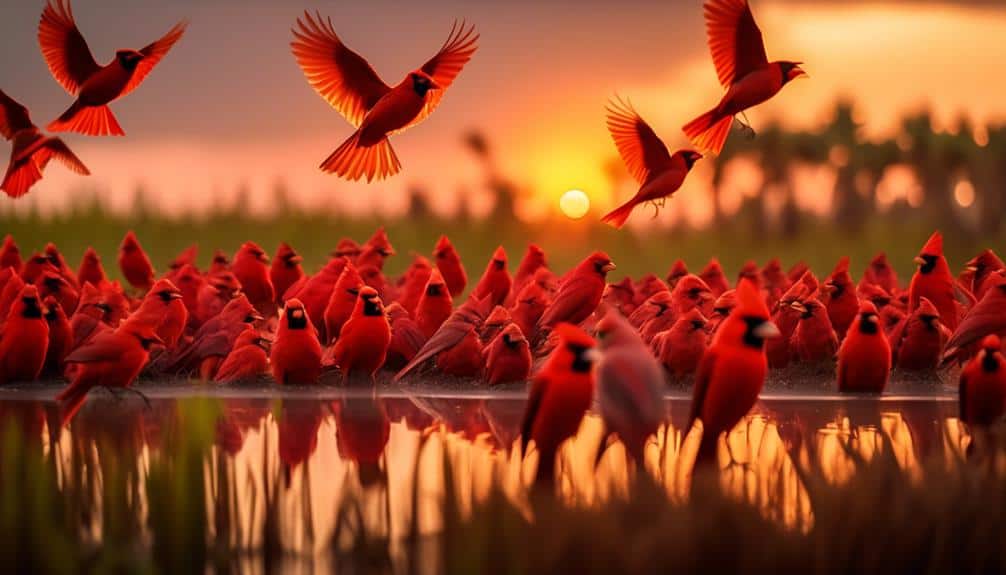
[[21, 252, 56, 286], [332, 397, 391, 485], [484, 323, 531, 385], [0, 274, 26, 321], [699, 258, 730, 297], [666, 259, 690, 289], [76, 247, 107, 288], [209, 250, 231, 275], [760, 258, 788, 302], [118, 231, 155, 291], [57, 321, 164, 424], [435, 326, 483, 377], [670, 274, 715, 318], [42, 296, 73, 377], [479, 306, 513, 347], [360, 264, 392, 303], [687, 278, 779, 463], [837, 302, 890, 393], [323, 262, 363, 344], [0, 285, 49, 384], [535, 252, 615, 337], [603, 278, 637, 317], [395, 294, 492, 380], [0, 235, 22, 271], [639, 293, 679, 345], [943, 276, 1006, 365], [654, 308, 708, 377], [270, 242, 304, 304], [396, 254, 434, 315], [602, 98, 702, 228], [271, 299, 323, 385], [44, 243, 77, 288], [433, 235, 467, 299], [594, 310, 665, 463], [333, 238, 362, 261], [332, 287, 391, 382], [195, 271, 240, 326], [416, 268, 453, 339], [683, 0, 806, 154], [385, 302, 426, 369], [172, 264, 203, 324], [510, 282, 549, 341], [792, 297, 838, 363], [472, 246, 511, 307], [861, 252, 899, 294], [215, 327, 270, 383], [787, 261, 810, 285], [355, 228, 396, 270], [130, 279, 187, 349], [0, 89, 89, 198], [629, 290, 672, 329], [766, 280, 810, 368], [165, 295, 262, 378], [39, 0, 186, 136], [908, 232, 961, 332], [166, 244, 199, 278], [296, 257, 349, 337], [512, 244, 548, 296], [964, 249, 1004, 302], [821, 256, 859, 340], [69, 282, 117, 348], [37, 271, 79, 316], [634, 274, 670, 306], [893, 297, 950, 371], [232, 241, 274, 314], [291, 13, 478, 181], [959, 335, 1006, 426], [520, 324, 598, 483]]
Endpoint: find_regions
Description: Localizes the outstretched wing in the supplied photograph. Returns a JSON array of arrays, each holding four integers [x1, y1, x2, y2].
[[0, 90, 34, 140], [120, 21, 188, 98], [397, 21, 479, 133], [704, 0, 768, 87], [38, 0, 101, 95], [35, 137, 90, 175], [290, 11, 391, 128], [606, 97, 672, 185]]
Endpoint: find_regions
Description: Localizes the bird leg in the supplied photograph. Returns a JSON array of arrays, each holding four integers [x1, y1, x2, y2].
[[735, 112, 757, 139]]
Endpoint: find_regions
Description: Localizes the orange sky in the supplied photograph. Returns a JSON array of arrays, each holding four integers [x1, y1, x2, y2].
[[2, 1, 1005, 224]]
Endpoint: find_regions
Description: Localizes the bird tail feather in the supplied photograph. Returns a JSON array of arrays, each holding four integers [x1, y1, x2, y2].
[[1, 159, 43, 198], [48, 102, 125, 137], [600, 200, 638, 228], [320, 131, 401, 182], [682, 108, 733, 155]]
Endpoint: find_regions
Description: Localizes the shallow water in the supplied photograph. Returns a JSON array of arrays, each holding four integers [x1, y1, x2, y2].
[[0, 372, 970, 570]]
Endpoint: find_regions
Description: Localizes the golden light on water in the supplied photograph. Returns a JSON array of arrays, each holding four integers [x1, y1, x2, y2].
[[559, 189, 591, 219]]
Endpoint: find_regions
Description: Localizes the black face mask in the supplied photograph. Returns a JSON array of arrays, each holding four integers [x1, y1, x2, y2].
[[363, 298, 383, 317], [286, 308, 308, 330], [742, 316, 768, 349], [22, 297, 43, 319]]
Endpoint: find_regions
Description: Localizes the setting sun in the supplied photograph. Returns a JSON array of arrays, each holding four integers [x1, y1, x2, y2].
[[559, 189, 590, 219]]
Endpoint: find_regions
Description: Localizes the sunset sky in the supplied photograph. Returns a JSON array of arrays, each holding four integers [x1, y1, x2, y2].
[[1, 0, 1005, 223]]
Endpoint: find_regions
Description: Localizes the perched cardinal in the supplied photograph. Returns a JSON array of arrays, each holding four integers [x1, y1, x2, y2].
[[333, 238, 362, 261], [634, 274, 670, 306], [837, 302, 890, 393], [57, 321, 164, 424], [37, 271, 79, 316], [484, 323, 531, 386], [194, 271, 241, 326], [0, 89, 89, 198], [666, 259, 690, 289], [272, 298, 323, 385], [433, 235, 467, 298], [535, 252, 615, 338], [472, 246, 511, 307], [602, 98, 702, 228], [357, 228, 396, 270], [416, 268, 453, 339], [707, 289, 737, 337], [0, 273, 26, 322], [512, 244, 548, 298], [639, 293, 679, 344], [68, 282, 113, 348], [629, 290, 673, 329], [323, 262, 363, 344], [331, 287, 391, 382], [385, 302, 426, 369], [520, 323, 597, 483], [166, 244, 199, 278], [510, 282, 549, 341], [594, 310, 665, 463], [699, 258, 730, 297], [396, 255, 434, 315], [686, 279, 779, 464], [130, 279, 187, 349], [959, 335, 1006, 426], [893, 297, 950, 371], [291, 13, 478, 180], [791, 297, 838, 363], [209, 250, 231, 275], [395, 294, 492, 380], [603, 278, 637, 317], [43, 243, 77, 288], [0, 285, 49, 384], [271, 242, 304, 304], [164, 295, 261, 378], [821, 256, 859, 340], [39, 0, 187, 136], [861, 252, 899, 294], [683, 0, 806, 154], [76, 247, 107, 288], [173, 264, 203, 325], [963, 249, 1004, 302], [295, 257, 348, 337], [20, 252, 56, 286], [654, 309, 708, 377], [41, 296, 73, 377], [787, 261, 810, 285], [943, 276, 1006, 365], [232, 241, 274, 314], [118, 231, 155, 291], [766, 279, 810, 368], [908, 232, 961, 332], [0, 235, 22, 271], [760, 258, 788, 302], [479, 305, 513, 346], [435, 325, 483, 377]]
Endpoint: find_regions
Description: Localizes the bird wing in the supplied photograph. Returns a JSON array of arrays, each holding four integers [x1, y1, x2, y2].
[[290, 11, 391, 128], [606, 97, 672, 185], [64, 331, 126, 364], [35, 138, 90, 175], [686, 348, 718, 432], [0, 90, 34, 140], [38, 0, 101, 95], [119, 21, 188, 99], [945, 296, 1006, 354], [395, 295, 490, 380], [396, 21, 479, 133], [704, 0, 769, 88], [538, 276, 590, 329], [520, 371, 549, 455]]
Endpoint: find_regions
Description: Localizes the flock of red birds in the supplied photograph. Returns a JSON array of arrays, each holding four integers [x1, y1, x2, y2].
[[0, 227, 1005, 477], [3, 0, 803, 232]]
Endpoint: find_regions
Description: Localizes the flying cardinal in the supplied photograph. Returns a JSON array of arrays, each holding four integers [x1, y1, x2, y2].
[[682, 0, 806, 154], [602, 98, 702, 228], [39, 0, 187, 136], [0, 89, 89, 198], [291, 13, 478, 181]]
